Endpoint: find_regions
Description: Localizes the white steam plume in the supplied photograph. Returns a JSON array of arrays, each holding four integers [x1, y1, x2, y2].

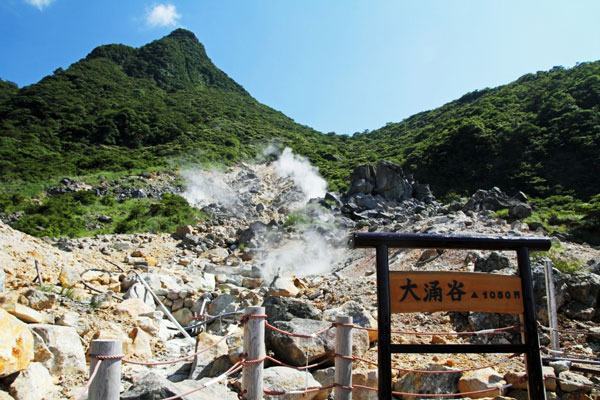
[[181, 169, 238, 209], [273, 148, 327, 202], [180, 147, 347, 281], [260, 229, 345, 282], [257, 204, 347, 282]]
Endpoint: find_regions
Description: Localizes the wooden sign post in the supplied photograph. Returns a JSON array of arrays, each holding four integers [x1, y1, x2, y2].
[[352, 232, 551, 400]]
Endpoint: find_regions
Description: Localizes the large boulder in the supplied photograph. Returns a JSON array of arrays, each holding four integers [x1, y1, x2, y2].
[[393, 364, 461, 397], [122, 371, 238, 400], [347, 161, 432, 203], [0, 308, 34, 377], [322, 301, 377, 342], [268, 277, 300, 297], [504, 367, 556, 391], [207, 293, 239, 316], [474, 252, 512, 273], [372, 161, 414, 201], [558, 371, 593, 393], [532, 261, 600, 322], [266, 318, 369, 367], [463, 187, 529, 216], [263, 296, 322, 323], [263, 366, 322, 400], [56, 310, 91, 337], [458, 367, 505, 398], [8, 362, 60, 400], [121, 372, 178, 400], [29, 324, 86, 376], [509, 203, 533, 219], [139, 272, 184, 293]]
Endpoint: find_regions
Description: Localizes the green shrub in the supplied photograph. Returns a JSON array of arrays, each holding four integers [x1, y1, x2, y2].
[[532, 243, 583, 274], [10, 190, 204, 238], [284, 212, 310, 228], [114, 194, 204, 234], [494, 208, 509, 219]]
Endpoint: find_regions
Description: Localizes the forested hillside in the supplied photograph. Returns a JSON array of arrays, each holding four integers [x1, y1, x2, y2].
[[357, 62, 600, 199], [0, 29, 351, 189], [0, 29, 598, 206]]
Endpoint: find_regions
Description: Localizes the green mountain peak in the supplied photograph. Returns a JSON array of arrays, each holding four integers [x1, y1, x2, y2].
[[86, 29, 246, 93]]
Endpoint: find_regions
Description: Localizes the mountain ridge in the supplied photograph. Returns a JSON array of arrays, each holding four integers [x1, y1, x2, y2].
[[0, 29, 598, 200]]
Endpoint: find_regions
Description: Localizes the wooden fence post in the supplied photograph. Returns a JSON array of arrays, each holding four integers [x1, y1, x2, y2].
[[89, 339, 122, 400], [242, 306, 265, 400], [335, 315, 353, 400]]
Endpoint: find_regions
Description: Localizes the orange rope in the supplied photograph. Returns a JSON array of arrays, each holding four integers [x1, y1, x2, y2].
[[85, 360, 103, 391]]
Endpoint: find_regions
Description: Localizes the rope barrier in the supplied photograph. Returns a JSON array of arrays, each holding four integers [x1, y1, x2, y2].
[[85, 360, 103, 391], [87, 307, 597, 399], [239, 313, 267, 325]]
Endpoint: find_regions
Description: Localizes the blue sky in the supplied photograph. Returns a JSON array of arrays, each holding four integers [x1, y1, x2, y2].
[[1, 1, 599, 134]]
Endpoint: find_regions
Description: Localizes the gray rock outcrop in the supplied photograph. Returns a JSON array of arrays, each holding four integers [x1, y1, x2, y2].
[[347, 161, 435, 203], [464, 187, 532, 219]]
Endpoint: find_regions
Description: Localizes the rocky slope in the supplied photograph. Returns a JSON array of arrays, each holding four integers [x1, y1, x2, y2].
[[1, 156, 599, 399]]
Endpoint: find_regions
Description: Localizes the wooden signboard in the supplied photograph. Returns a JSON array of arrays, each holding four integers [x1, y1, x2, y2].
[[352, 232, 552, 400], [390, 271, 524, 314]]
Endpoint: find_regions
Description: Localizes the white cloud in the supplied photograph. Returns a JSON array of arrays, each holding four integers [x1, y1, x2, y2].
[[24, 0, 54, 10], [146, 3, 180, 27]]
